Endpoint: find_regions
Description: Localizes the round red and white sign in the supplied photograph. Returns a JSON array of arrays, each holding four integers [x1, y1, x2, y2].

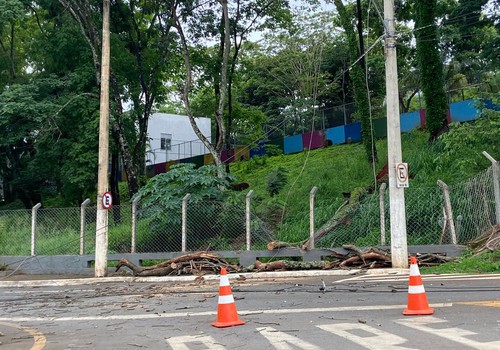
[[102, 191, 113, 209]]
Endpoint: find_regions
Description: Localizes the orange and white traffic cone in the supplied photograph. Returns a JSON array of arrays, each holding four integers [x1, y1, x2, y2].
[[403, 256, 434, 315], [212, 267, 245, 328]]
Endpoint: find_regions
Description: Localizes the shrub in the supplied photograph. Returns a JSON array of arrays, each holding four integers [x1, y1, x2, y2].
[[267, 167, 288, 197]]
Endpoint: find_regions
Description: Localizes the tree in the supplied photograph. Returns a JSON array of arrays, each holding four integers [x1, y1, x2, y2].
[[224, 0, 291, 169], [333, 0, 377, 162], [173, 0, 231, 176], [0, 0, 25, 87], [0, 75, 99, 207], [239, 13, 337, 137], [415, 0, 449, 141], [132, 163, 234, 251], [442, 0, 492, 80], [58, 0, 178, 195]]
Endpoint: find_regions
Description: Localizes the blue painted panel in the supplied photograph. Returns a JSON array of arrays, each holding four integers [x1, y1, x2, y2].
[[326, 126, 345, 145], [249, 144, 265, 157], [400, 111, 421, 132], [483, 98, 499, 111], [450, 99, 480, 122], [284, 134, 304, 154], [344, 122, 361, 142]]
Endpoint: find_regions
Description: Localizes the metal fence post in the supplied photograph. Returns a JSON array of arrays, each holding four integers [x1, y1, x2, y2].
[[31, 203, 42, 256], [182, 194, 191, 252], [482, 151, 500, 225], [309, 186, 318, 250], [379, 183, 387, 245], [246, 190, 254, 251], [80, 198, 90, 255], [437, 180, 457, 244], [131, 195, 141, 253]]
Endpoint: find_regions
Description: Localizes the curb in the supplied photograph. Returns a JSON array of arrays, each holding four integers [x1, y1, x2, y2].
[[0, 268, 409, 288]]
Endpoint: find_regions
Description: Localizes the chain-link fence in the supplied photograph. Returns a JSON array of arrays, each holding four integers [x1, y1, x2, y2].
[[134, 198, 274, 253], [0, 208, 31, 256], [0, 164, 498, 256], [315, 165, 498, 248]]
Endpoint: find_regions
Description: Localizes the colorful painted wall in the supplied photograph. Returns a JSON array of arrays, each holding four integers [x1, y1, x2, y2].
[[146, 99, 486, 176]]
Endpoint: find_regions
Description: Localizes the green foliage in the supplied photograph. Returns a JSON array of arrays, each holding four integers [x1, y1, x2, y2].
[[435, 99, 500, 176], [230, 103, 268, 145], [232, 123, 496, 245], [415, 0, 448, 140], [267, 167, 288, 197], [420, 250, 500, 274], [0, 76, 99, 207], [132, 163, 243, 252], [264, 144, 283, 157], [134, 163, 233, 209], [332, 0, 377, 163]]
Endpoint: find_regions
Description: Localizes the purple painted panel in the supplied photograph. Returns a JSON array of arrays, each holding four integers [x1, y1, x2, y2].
[[221, 149, 235, 163], [154, 163, 166, 175], [302, 131, 325, 150], [419, 109, 426, 127]]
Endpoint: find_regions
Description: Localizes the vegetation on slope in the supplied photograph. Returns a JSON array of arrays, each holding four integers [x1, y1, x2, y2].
[[231, 101, 499, 245]]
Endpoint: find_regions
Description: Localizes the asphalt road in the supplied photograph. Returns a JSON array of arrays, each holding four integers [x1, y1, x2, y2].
[[0, 272, 499, 350]]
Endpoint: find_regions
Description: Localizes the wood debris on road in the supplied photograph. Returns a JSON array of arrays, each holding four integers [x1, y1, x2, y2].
[[115, 252, 240, 277], [114, 246, 455, 276]]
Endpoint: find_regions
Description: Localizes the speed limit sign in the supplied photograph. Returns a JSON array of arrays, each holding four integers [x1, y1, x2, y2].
[[102, 191, 113, 209]]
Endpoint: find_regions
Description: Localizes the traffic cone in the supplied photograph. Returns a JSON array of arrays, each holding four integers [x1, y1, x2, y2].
[[212, 267, 245, 328], [403, 256, 434, 315]]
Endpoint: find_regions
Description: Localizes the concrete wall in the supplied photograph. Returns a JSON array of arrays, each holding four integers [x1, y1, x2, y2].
[[0, 245, 464, 276]]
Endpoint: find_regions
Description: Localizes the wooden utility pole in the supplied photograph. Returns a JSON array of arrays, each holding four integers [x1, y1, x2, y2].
[[95, 0, 111, 277], [384, 0, 408, 268]]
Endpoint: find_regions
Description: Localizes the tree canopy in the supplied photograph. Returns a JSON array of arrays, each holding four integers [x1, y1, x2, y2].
[[0, 0, 498, 208]]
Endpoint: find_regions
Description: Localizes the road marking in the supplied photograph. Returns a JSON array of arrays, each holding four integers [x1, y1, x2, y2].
[[396, 316, 500, 350], [0, 322, 46, 350], [457, 300, 500, 307], [0, 303, 453, 322], [335, 273, 500, 284], [256, 327, 323, 350], [166, 335, 226, 350], [318, 323, 417, 350]]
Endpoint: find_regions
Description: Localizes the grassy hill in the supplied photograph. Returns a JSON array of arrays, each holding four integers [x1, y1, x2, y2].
[[230, 124, 498, 246]]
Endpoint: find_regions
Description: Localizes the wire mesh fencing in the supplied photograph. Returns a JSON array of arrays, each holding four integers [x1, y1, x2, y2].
[[0, 209, 32, 256], [448, 167, 497, 243], [35, 207, 81, 255], [0, 164, 498, 256], [134, 198, 275, 253], [315, 165, 498, 248]]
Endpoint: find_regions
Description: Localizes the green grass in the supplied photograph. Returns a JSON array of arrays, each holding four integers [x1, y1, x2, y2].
[[420, 250, 500, 274], [231, 130, 481, 245], [1, 119, 498, 268]]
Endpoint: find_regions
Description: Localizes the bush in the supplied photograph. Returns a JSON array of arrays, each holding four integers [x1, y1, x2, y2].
[[267, 167, 288, 197]]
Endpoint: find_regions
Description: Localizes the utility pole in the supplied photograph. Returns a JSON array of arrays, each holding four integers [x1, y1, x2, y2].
[[384, 0, 408, 268], [95, 0, 111, 277]]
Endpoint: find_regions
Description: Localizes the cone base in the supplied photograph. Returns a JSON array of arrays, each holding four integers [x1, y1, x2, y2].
[[211, 319, 245, 328], [403, 307, 434, 316]]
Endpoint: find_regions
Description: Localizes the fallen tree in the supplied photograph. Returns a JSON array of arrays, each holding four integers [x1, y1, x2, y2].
[[302, 188, 367, 250], [469, 224, 500, 254], [113, 246, 455, 276], [115, 252, 240, 276]]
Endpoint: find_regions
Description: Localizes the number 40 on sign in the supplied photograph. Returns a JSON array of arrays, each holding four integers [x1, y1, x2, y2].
[[396, 163, 409, 188]]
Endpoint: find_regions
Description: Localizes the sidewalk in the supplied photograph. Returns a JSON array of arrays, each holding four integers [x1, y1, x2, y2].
[[0, 268, 409, 287]]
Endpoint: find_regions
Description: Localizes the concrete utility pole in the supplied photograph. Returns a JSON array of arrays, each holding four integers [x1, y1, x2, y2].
[[95, 0, 111, 277], [384, 0, 408, 268]]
